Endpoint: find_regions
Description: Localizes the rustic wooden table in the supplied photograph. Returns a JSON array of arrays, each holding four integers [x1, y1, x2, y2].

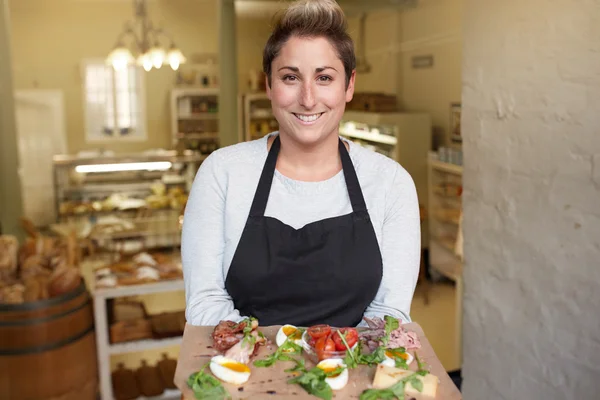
[[174, 322, 462, 399]]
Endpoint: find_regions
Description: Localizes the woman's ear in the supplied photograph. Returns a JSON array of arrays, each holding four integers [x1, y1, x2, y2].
[[345, 70, 357, 103]]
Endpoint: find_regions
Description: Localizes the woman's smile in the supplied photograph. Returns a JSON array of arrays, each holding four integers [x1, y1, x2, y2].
[[292, 112, 325, 125]]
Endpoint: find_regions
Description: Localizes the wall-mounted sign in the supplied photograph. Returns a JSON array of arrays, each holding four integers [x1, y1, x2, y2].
[[411, 55, 434, 69]]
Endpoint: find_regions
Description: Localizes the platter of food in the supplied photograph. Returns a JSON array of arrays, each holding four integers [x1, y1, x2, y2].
[[174, 317, 462, 400]]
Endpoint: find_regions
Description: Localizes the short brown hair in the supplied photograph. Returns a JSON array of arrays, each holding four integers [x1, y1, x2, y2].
[[263, 0, 356, 89]]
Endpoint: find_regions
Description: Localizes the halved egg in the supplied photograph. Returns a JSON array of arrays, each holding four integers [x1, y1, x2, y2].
[[209, 355, 251, 385], [275, 324, 304, 347], [316, 358, 348, 390], [380, 349, 414, 368]]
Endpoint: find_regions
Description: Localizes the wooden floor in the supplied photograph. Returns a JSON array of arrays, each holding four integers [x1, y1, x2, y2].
[[411, 281, 460, 371]]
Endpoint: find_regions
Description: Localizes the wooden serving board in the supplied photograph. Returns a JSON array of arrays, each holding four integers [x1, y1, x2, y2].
[[174, 323, 461, 399]]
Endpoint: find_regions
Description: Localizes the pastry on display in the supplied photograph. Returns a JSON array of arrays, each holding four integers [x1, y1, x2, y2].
[[94, 251, 183, 289]]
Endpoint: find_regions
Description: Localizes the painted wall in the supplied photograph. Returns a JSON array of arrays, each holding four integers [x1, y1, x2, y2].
[[347, 10, 401, 95], [398, 0, 463, 147], [9, 0, 272, 154], [236, 15, 273, 93], [461, 0, 600, 398]]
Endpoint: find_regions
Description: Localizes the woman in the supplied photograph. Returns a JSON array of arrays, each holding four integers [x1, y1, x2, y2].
[[182, 0, 420, 328]]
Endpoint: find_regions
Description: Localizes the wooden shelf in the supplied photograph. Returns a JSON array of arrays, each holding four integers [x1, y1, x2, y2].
[[177, 133, 219, 140], [339, 128, 397, 145], [432, 237, 459, 254], [430, 261, 462, 282], [94, 279, 184, 299], [430, 159, 463, 175], [178, 113, 218, 120], [109, 336, 183, 355]]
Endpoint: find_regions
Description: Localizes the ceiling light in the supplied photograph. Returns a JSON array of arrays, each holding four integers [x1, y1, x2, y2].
[[106, 0, 186, 72]]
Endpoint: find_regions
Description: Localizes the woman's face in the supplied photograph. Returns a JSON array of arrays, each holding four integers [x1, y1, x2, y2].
[[267, 36, 355, 147]]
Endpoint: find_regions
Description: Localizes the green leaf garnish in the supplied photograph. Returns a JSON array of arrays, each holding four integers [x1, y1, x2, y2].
[[409, 376, 424, 392], [359, 371, 417, 400], [359, 346, 387, 367], [253, 338, 302, 368], [284, 357, 307, 374], [414, 351, 429, 376], [382, 316, 400, 346], [288, 366, 338, 400], [187, 364, 231, 400]]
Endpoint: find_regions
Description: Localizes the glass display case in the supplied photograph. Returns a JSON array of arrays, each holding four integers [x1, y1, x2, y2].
[[52, 151, 205, 253]]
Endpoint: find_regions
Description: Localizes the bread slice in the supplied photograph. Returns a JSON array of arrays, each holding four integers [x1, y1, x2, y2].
[[372, 364, 439, 398]]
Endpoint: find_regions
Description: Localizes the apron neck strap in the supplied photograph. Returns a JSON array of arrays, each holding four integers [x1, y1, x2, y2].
[[338, 138, 367, 213], [249, 135, 368, 217]]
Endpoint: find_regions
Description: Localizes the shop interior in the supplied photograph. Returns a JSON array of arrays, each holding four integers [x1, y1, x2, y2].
[[5, 0, 594, 399]]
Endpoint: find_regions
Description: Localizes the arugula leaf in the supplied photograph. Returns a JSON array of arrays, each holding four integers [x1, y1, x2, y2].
[[358, 346, 386, 367], [284, 358, 306, 374], [344, 346, 359, 369], [383, 348, 409, 370], [288, 366, 334, 400], [187, 364, 231, 400], [409, 376, 424, 393], [359, 388, 398, 400], [238, 317, 259, 347], [381, 316, 399, 346], [359, 371, 417, 400], [253, 338, 302, 368], [414, 351, 429, 376]]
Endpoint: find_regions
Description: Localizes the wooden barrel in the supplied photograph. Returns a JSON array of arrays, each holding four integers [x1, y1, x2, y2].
[[0, 282, 98, 399]]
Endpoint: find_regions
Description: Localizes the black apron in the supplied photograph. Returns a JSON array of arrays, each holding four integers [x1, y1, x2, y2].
[[224, 135, 382, 327]]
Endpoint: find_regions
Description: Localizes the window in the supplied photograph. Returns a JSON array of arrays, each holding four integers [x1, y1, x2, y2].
[[82, 60, 146, 141]]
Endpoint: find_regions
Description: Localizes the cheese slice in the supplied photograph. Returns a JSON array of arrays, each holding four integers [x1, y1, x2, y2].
[[372, 364, 439, 398]]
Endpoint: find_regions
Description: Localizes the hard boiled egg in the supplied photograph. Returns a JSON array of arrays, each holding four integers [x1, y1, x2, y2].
[[380, 349, 414, 368], [209, 355, 251, 385], [316, 358, 348, 390], [275, 324, 303, 347]]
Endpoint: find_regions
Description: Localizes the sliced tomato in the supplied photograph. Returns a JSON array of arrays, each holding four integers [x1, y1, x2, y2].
[[332, 328, 358, 351], [307, 324, 331, 339], [315, 335, 336, 360]]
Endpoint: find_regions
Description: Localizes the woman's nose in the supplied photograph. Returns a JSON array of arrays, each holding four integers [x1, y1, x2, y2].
[[299, 82, 316, 109]]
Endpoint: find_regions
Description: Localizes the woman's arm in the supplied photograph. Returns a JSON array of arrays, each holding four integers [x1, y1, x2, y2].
[[362, 165, 421, 324], [182, 153, 244, 326]]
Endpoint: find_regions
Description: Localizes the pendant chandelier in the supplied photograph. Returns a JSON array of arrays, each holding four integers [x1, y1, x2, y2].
[[106, 0, 186, 71]]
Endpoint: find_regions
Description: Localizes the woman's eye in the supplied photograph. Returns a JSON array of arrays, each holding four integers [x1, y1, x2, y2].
[[283, 75, 298, 82], [317, 75, 333, 82]]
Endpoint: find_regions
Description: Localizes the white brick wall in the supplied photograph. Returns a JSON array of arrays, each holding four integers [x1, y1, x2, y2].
[[461, 0, 600, 398]]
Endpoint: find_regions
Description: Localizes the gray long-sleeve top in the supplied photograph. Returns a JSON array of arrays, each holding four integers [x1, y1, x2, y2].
[[182, 133, 421, 326]]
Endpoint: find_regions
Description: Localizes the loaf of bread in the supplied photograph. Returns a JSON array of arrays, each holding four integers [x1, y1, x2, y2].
[[0, 235, 19, 281]]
